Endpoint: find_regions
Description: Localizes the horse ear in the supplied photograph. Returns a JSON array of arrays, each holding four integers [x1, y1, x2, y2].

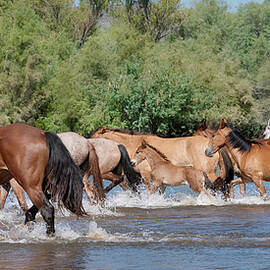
[[100, 126, 109, 134], [141, 140, 147, 148], [201, 119, 207, 130], [219, 119, 227, 129]]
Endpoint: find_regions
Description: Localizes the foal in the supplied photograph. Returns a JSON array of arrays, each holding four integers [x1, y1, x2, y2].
[[131, 140, 214, 199]]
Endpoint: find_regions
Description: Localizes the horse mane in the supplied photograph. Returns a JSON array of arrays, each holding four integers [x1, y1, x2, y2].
[[144, 142, 170, 162], [90, 126, 155, 137], [227, 129, 262, 152]]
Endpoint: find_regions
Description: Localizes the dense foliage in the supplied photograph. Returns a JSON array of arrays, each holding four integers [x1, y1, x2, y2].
[[1, 0, 270, 138]]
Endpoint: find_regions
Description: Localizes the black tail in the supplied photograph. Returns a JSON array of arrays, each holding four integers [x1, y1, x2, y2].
[[44, 132, 86, 216], [207, 148, 234, 197], [118, 144, 142, 190], [203, 172, 215, 191], [219, 148, 234, 185]]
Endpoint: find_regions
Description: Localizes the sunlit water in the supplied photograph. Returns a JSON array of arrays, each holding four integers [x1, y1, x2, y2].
[[1, 182, 270, 270]]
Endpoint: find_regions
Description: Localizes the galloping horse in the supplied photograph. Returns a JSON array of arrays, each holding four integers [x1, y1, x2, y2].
[[205, 119, 270, 200], [0, 123, 85, 236], [132, 140, 216, 198], [91, 127, 229, 191], [0, 132, 141, 210]]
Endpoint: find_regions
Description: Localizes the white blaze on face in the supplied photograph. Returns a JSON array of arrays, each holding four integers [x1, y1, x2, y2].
[[131, 159, 137, 166]]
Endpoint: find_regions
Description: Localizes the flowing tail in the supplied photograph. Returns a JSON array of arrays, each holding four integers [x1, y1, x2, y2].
[[88, 142, 105, 203], [219, 148, 234, 185], [203, 171, 215, 192], [205, 148, 234, 197], [118, 144, 142, 191], [44, 132, 86, 216]]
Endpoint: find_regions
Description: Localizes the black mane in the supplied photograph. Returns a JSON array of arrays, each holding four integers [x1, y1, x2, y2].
[[144, 142, 170, 162], [227, 129, 262, 152]]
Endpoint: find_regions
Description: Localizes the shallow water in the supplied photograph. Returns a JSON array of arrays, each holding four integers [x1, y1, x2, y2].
[[1, 183, 270, 270]]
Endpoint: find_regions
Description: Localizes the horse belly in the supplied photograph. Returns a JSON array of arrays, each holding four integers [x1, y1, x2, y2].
[[156, 166, 187, 186]]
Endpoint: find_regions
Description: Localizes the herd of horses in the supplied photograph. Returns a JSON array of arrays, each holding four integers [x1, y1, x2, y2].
[[0, 119, 270, 236]]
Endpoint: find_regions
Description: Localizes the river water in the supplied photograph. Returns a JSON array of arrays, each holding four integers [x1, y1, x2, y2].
[[0, 183, 270, 270]]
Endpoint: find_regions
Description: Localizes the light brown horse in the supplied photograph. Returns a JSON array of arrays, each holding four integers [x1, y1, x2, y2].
[[205, 119, 270, 200], [58, 132, 140, 193], [132, 140, 215, 198], [91, 127, 222, 190], [0, 123, 86, 236]]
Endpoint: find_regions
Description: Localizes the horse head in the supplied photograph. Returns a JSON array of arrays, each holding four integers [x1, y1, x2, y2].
[[131, 140, 147, 166], [205, 119, 229, 157]]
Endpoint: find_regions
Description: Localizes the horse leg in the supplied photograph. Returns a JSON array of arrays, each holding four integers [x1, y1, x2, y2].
[[139, 171, 152, 191], [228, 177, 243, 198], [159, 184, 166, 194], [24, 184, 56, 236], [201, 188, 215, 200], [0, 183, 11, 209], [10, 178, 28, 211], [25, 205, 39, 223], [149, 176, 161, 195], [253, 175, 269, 200], [104, 177, 124, 193], [39, 194, 55, 236], [82, 174, 97, 204], [239, 183, 246, 196]]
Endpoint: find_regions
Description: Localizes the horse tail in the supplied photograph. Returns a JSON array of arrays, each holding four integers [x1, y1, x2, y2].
[[219, 148, 234, 185], [44, 132, 86, 216], [203, 171, 215, 191], [118, 144, 141, 190], [88, 142, 105, 203]]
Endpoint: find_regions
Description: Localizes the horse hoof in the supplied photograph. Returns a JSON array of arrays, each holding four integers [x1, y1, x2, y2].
[[46, 230, 55, 237]]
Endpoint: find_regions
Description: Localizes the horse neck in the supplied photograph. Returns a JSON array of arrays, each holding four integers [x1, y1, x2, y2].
[[224, 143, 245, 169], [104, 132, 146, 156], [143, 146, 168, 169]]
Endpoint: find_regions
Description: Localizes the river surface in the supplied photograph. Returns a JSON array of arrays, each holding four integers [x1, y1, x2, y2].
[[0, 183, 270, 270]]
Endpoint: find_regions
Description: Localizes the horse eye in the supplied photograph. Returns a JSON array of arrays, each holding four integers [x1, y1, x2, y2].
[[136, 151, 139, 154]]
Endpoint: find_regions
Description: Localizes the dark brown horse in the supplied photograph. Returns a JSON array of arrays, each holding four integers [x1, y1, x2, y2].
[[205, 119, 270, 200], [0, 123, 86, 236]]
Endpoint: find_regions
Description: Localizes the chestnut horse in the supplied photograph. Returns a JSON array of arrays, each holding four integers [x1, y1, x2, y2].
[[132, 140, 216, 198], [0, 123, 85, 236], [194, 121, 244, 197], [91, 127, 230, 191], [0, 132, 141, 211], [205, 119, 270, 200]]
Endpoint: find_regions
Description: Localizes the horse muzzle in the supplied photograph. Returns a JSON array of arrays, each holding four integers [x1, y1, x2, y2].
[[205, 146, 214, 157], [131, 159, 137, 166]]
